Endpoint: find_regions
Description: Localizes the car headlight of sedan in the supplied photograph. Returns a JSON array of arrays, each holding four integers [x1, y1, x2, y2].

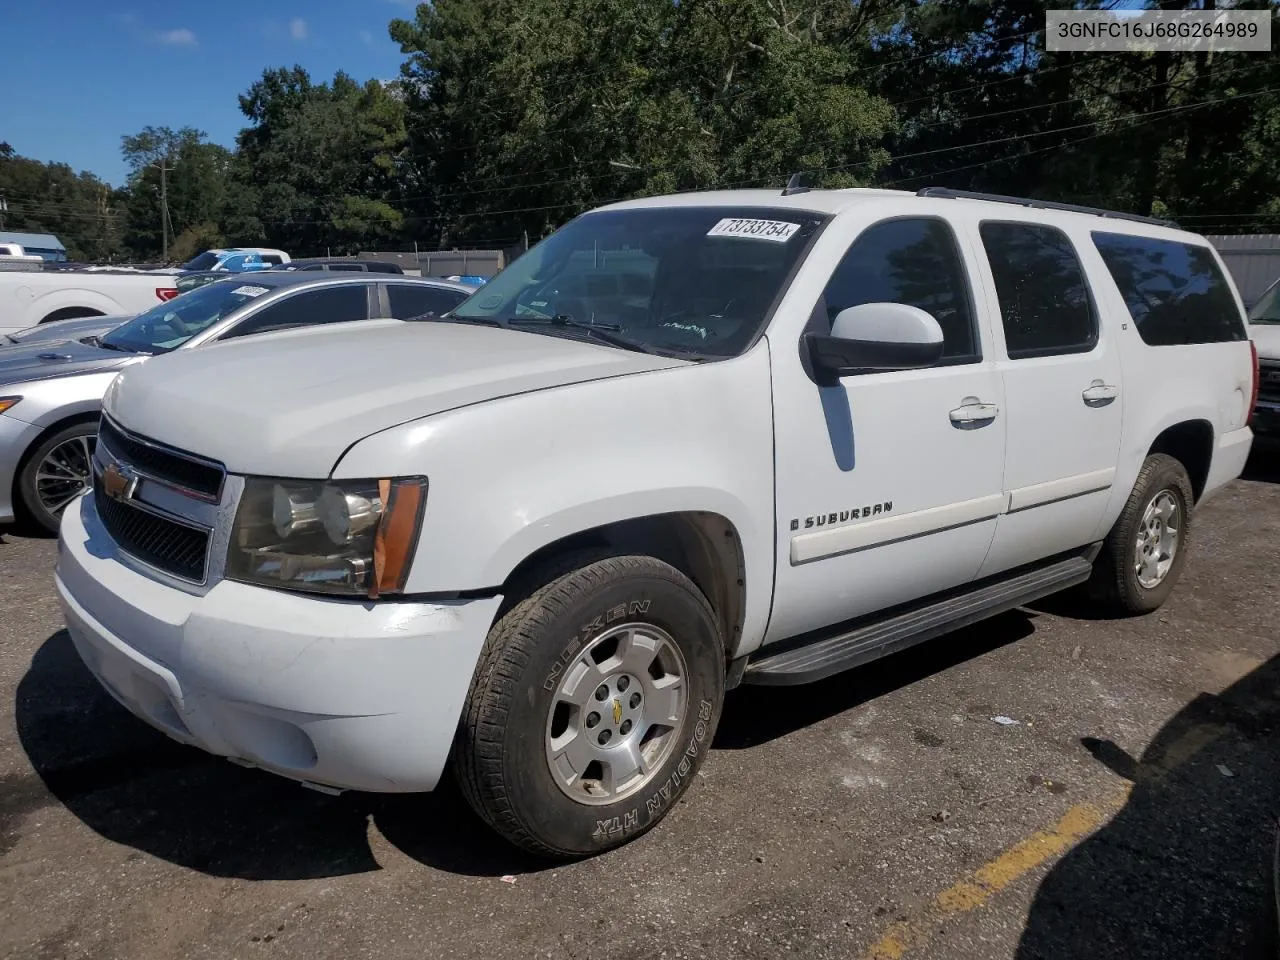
[[227, 476, 427, 598]]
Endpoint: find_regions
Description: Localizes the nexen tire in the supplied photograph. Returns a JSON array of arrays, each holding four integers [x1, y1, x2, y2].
[[453, 555, 725, 858]]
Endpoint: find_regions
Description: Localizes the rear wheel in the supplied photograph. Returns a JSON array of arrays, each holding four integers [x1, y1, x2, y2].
[[17, 422, 97, 535], [453, 555, 725, 857], [1090, 453, 1194, 614]]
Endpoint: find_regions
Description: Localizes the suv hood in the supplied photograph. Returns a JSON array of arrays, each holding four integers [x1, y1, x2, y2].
[[1250, 322, 1280, 361], [0, 337, 132, 385], [104, 319, 690, 477]]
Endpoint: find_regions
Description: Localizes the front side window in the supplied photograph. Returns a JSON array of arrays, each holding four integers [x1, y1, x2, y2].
[[100, 279, 276, 354], [220, 285, 371, 339], [820, 217, 979, 362], [980, 222, 1097, 359], [1092, 232, 1247, 344], [451, 206, 827, 358]]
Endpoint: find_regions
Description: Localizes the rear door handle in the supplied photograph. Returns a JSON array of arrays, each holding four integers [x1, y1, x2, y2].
[[949, 398, 999, 429], [1082, 380, 1119, 407]]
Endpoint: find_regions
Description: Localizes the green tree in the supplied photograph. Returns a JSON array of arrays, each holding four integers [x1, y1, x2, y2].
[[232, 66, 410, 254], [389, 0, 899, 245], [0, 146, 126, 260]]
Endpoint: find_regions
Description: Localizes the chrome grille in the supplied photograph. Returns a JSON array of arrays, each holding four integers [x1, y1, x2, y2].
[[93, 481, 210, 582], [91, 419, 225, 584], [1259, 361, 1280, 404], [98, 417, 225, 501]]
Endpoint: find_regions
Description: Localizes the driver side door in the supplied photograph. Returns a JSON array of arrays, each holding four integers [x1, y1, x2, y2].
[[764, 216, 1008, 643]]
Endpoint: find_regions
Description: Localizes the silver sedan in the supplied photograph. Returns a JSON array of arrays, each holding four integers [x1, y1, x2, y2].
[[0, 272, 476, 533]]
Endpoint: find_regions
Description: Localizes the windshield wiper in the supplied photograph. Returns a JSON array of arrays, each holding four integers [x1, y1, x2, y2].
[[409, 313, 504, 327], [94, 339, 142, 354], [506, 315, 662, 355]]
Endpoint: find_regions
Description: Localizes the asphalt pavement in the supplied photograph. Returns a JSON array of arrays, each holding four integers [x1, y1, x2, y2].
[[2, 448, 1278, 960]]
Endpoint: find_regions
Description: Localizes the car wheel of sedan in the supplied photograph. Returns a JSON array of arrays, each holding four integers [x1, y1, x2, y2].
[[18, 421, 98, 535]]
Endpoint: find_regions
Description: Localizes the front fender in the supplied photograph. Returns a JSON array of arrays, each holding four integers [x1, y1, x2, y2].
[[4, 369, 130, 429], [333, 344, 777, 650]]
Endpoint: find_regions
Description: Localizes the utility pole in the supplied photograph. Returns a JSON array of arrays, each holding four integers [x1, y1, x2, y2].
[[159, 158, 169, 261]]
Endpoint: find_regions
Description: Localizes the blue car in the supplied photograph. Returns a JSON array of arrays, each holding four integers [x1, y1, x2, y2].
[[180, 248, 290, 273]]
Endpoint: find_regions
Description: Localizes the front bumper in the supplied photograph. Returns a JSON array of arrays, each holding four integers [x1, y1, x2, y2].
[[56, 491, 502, 793], [0, 412, 44, 524]]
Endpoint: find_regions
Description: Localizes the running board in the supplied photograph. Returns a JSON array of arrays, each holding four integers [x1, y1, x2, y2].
[[742, 556, 1093, 686]]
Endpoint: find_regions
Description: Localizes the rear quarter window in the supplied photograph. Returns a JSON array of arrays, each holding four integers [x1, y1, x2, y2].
[[1091, 232, 1246, 345]]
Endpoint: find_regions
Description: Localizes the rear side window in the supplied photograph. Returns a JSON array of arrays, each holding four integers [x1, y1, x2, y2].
[[821, 217, 979, 362], [387, 283, 468, 319], [221, 285, 370, 339], [980, 222, 1097, 359], [1091, 232, 1246, 345]]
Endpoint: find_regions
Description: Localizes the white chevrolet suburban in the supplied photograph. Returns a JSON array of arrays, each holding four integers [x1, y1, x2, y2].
[[54, 186, 1258, 857]]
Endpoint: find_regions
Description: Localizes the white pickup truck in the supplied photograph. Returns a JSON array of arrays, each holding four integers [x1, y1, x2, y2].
[[0, 265, 180, 336], [53, 186, 1257, 858]]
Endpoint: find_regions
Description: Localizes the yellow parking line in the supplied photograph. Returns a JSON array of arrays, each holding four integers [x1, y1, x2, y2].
[[859, 706, 1238, 960], [860, 791, 1130, 960]]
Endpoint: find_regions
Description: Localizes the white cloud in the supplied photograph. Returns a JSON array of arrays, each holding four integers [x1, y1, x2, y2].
[[289, 17, 308, 41], [153, 28, 196, 45], [359, 29, 374, 45]]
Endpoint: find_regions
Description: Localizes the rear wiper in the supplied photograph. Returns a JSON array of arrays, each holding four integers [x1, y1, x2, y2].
[[507, 315, 661, 355]]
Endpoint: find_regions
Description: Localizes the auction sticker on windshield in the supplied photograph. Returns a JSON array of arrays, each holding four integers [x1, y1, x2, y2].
[[231, 285, 269, 297], [706, 218, 801, 242]]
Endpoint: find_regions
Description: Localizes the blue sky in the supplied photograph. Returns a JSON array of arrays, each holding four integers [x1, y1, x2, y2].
[[1, 0, 419, 187]]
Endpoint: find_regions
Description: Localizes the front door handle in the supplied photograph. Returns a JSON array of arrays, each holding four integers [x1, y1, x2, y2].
[[1082, 380, 1119, 407], [949, 398, 999, 429]]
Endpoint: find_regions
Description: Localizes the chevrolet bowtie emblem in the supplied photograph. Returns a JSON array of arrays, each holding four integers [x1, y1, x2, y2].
[[101, 461, 140, 502], [612, 698, 623, 726]]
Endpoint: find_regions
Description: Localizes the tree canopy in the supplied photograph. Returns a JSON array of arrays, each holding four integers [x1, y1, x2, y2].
[[2, 0, 1277, 262]]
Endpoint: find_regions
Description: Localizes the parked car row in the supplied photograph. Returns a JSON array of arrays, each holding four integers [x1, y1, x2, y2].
[[0, 272, 475, 531], [18, 185, 1259, 860]]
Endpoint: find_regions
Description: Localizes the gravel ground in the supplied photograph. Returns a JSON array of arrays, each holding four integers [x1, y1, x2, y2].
[[2, 447, 1278, 960]]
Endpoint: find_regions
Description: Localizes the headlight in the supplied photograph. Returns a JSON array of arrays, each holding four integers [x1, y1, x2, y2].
[[0, 396, 22, 415], [228, 476, 427, 597]]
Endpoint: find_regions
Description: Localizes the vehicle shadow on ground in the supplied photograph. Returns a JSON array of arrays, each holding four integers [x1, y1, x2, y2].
[[14, 614, 1038, 881], [1243, 444, 1280, 484], [12, 630, 548, 881], [1015, 653, 1280, 959], [714, 610, 1038, 748]]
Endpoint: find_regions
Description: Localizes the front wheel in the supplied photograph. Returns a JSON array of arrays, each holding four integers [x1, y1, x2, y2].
[[1090, 453, 1194, 615], [17, 421, 98, 535], [453, 555, 725, 857]]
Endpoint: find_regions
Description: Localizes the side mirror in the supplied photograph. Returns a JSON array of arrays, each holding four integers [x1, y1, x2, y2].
[[804, 302, 945, 380]]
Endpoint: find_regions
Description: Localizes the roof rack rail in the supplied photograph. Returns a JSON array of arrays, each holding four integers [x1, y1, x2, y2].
[[915, 187, 1179, 229]]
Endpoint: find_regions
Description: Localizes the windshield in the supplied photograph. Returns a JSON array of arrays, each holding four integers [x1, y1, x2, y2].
[[1249, 279, 1280, 324], [182, 251, 222, 271], [451, 206, 827, 358], [100, 279, 273, 353]]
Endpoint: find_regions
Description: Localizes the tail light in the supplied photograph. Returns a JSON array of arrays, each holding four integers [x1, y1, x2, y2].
[[1247, 340, 1259, 426], [155, 287, 180, 302]]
